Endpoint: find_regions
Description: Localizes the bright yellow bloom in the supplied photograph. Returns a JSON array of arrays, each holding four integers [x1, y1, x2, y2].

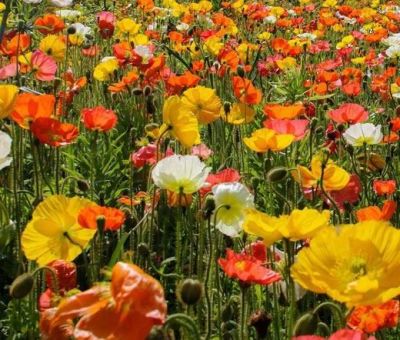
[[276, 57, 297, 71], [221, 103, 255, 125], [291, 220, 400, 307], [181, 86, 222, 124], [161, 95, 200, 148], [322, 0, 337, 7], [116, 18, 141, 36], [291, 154, 350, 191], [204, 37, 223, 56], [21, 195, 97, 266], [257, 32, 271, 41], [93, 58, 119, 81], [130, 33, 149, 45], [39, 35, 66, 62], [243, 208, 330, 245], [0, 3, 6, 11], [0, 85, 19, 119], [244, 128, 295, 153]]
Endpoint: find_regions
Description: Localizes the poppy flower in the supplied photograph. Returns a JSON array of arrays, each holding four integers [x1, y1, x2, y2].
[[81, 106, 117, 132], [263, 119, 309, 141], [201, 168, 241, 195], [356, 200, 397, 222], [45, 260, 77, 292], [263, 103, 305, 119], [0, 131, 12, 171], [0, 84, 19, 119], [329, 174, 362, 209], [108, 70, 138, 93], [11, 93, 55, 129], [373, 179, 396, 196], [78, 205, 125, 231], [93, 57, 119, 81], [21, 195, 97, 266], [0, 32, 31, 56], [218, 249, 281, 285], [24, 50, 57, 81], [328, 103, 368, 124], [39, 262, 167, 340], [191, 143, 213, 160], [35, 14, 65, 35], [39, 35, 66, 62], [96, 11, 116, 39], [221, 102, 255, 125], [31, 117, 78, 147], [244, 128, 295, 153], [293, 329, 376, 340], [232, 76, 262, 105], [347, 300, 399, 333], [343, 123, 383, 147]]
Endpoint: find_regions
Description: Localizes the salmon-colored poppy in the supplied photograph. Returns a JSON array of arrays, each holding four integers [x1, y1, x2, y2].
[[78, 205, 125, 231], [81, 106, 117, 132], [263, 119, 309, 141], [11, 93, 55, 129], [31, 117, 78, 147], [40, 262, 167, 340], [30, 50, 57, 81], [373, 179, 396, 196], [108, 70, 138, 93], [328, 103, 368, 124]]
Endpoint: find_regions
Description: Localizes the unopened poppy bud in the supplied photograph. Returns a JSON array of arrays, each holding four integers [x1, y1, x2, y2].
[[293, 312, 318, 336], [77, 179, 90, 192], [67, 26, 76, 35], [146, 326, 164, 340], [145, 123, 159, 132], [310, 117, 318, 130], [9, 273, 34, 299], [132, 87, 143, 96], [345, 144, 354, 156], [249, 310, 272, 339], [96, 215, 106, 233], [143, 86, 152, 96], [146, 97, 156, 115], [237, 66, 245, 77], [137, 243, 151, 258], [267, 167, 288, 183], [203, 196, 216, 219], [396, 106, 400, 117], [315, 126, 324, 135], [223, 102, 231, 115], [337, 124, 346, 133], [177, 278, 203, 305]]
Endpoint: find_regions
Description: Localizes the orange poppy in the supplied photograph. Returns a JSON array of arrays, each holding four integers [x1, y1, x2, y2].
[[40, 262, 167, 340], [0, 32, 31, 56], [166, 71, 201, 95], [373, 180, 396, 196], [11, 93, 55, 129], [232, 76, 262, 105], [81, 106, 117, 132], [34, 14, 65, 35], [137, 0, 154, 12], [31, 117, 78, 147], [108, 70, 138, 93], [78, 205, 125, 231], [356, 200, 397, 222], [263, 103, 304, 120]]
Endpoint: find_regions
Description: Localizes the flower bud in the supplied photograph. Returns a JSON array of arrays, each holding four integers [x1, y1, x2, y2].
[[132, 87, 143, 96], [223, 102, 231, 115], [293, 312, 318, 336], [9, 273, 34, 299], [237, 66, 245, 78], [267, 167, 288, 183], [249, 310, 272, 339], [137, 243, 151, 258], [143, 86, 152, 96], [77, 179, 90, 192], [67, 26, 76, 35], [202, 196, 216, 219], [176, 278, 203, 305], [337, 124, 346, 133], [146, 97, 156, 115]]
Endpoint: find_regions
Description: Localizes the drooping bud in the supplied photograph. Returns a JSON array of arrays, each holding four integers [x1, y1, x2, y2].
[[237, 66, 245, 78], [137, 243, 151, 258], [176, 278, 203, 305], [249, 310, 272, 339], [202, 196, 216, 220], [9, 273, 34, 299], [293, 312, 318, 336], [266, 167, 288, 183]]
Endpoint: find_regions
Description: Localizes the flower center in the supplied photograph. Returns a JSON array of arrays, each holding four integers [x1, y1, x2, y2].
[[350, 257, 367, 279]]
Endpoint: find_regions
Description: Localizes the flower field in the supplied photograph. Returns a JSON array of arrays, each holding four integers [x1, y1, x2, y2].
[[1, 0, 400, 339]]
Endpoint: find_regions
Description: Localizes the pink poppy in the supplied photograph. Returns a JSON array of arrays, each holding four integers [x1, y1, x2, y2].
[[131, 144, 173, 168], [328, 103, 368, 124], [31, 50, 57, 81], [96, 11, 115, 39], [293, 328, 376, 340], [0, 63, 18, 80], [263, 119, 309, 141], [191, 143, 213, 160]]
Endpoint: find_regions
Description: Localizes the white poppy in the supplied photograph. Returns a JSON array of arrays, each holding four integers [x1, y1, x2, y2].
[[152, 155, 210, 194], [23, 0, 42, 3], [50, 0, 73, 7], [386, 45, 400, 59], [343, 123, 383, 147], [212, 182, 254, 237], [0, 131, 12, 171]]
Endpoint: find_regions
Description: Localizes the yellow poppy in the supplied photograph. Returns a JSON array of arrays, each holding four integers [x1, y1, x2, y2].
[[221, 103, 255, 125], [21, 195, 97, 266], [0, 85, 19, 119], [161, 95, 200, 148], [93, 58, 119, 82], [39, 35, 66, 62], [291, 220, 400, 307], [181, 86, 222, 124], [291, 154, 350, 191], [243, 208, 330, 245], [243, 128, 294, 152]]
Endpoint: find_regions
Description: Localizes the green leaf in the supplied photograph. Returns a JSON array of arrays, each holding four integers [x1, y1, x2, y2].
[[107, 232, 129, 268]]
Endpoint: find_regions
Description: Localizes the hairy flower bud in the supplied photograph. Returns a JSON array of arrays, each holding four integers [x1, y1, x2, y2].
[[9, 273, 34, 299]]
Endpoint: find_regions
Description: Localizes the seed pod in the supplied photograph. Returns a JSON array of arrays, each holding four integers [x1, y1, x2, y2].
[[9, 273, 34, 299], [293, 312, 318, 336], [176, 278, 203, 305]]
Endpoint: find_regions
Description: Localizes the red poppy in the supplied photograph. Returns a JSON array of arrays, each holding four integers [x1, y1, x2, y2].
[[96, 11, 115, 39], [218, 249, 281, 285], [328, 103, 368, 124], [39, 262, 167, 340], [373, 179, 396, 196], [232, 76, 262, 105], [78, 205, 125, 231], [11, 93, 55, 129], [131, 143, 174, 168], [293, 329, 376, 340], [244, 241, 267, 263], [34, 14, 65, 35], [201, 168, 241, 195], [31, 117, 78, 147], [113, 42, 141, 66], [46, 260, 77, 292], [81, 106, 117, 132], [347, 300, 399, 333], [356, 200, 397, 222]]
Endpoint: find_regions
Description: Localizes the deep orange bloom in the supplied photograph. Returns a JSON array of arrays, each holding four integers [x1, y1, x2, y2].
[[263, 103, 304, 119], [356, 200, 397, 222], [347, 300, 399, 333], [40, 262, 167, 340], [31, 117, 78, 147], [218, 249, 281, 286], [0, 32, 31, 56], [232, 76, 262, 105], [34, 14, 65, 35], [166, 71, 201, 95], [108, 71, 138, 93], [11, 93, 55, 129], [81, 106, 117, 132], [78, 205, 125, 231], [137, 0, 154, 12], [373, 180, 396, 196]]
